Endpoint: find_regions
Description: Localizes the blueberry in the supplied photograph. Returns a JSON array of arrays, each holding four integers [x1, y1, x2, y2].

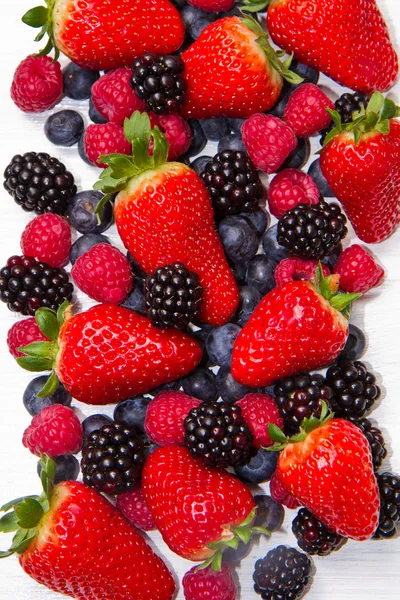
[[322, 242, 343, 269], [113, 396, 151, 433], [229, 260, 247, 285], [339, 323, 367, 361], [278, 137, 311, 171], [268, 84, 292, 118], [37, 455, 80, 484], [234, 448, 278, 484], [148, 379, 182, 397], [205, 323, 241, 368], [44, 110, 84, 147], [182, 5, 215, 39], [140, 432, 159, 458], [254, 495, 285, 532], [23, 376, 72, 416], [246, 254, 277, 295], [200, 118, 230, 142], [262, 224, 290, 262], [190, 155, 213, 175], [233, 286, 262, 326], [216, 366, 253, 404], [182, 119, 207, 159], [217, 132, 247, 153], [82, 414, 113, 437], [289, 59, 320, 86], [241, 208, 270, 237], [224, 539, 253, 564], [67, 190, 113, 234], [78, 132, 93, 166], [219, 216, 259, 263], [308, 159, 335, 198], [191, 328, 216, 368], [70, 233, 111, 265], [126, 252, 148, 280], [226, 117, 246, 133], [181, 367, 218, 402], [170, 0, 187, 10], [63, 62, 100, 100], [122, 286, 146, 314], [89, 98, 108, 124]]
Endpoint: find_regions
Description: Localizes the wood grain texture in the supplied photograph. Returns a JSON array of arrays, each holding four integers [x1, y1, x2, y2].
[[0, 1, 399, 598]]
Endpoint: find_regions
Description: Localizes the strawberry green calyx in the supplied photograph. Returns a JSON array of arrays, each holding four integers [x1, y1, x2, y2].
[[313, 262, 361, 319], [241, 0, 271, 13], [22, 1, 60, 60]]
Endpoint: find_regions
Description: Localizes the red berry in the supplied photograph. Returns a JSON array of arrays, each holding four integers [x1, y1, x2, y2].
[[268, 168, 320, 218], [71, 243, 133, 304], [144, 391, 201, 446], [84, 123, 131, 167], [22, 404, 83, 457], [182, 563, 237, 600], [275, 257, 330, 287], [7, 318, 49, 359], [20, 214, 71, 268], [187, 0, 234, 12], [116, 485, 156, 531], [149, 113, 192, 160], [10, 55, 63, 113], [236, 393, 283, 449], [284, 83, 334, 137], [242, 114, 297, 174], [91, 68, 146, 124], [270, 471, 301, 510], [333, 244, 385, 293]]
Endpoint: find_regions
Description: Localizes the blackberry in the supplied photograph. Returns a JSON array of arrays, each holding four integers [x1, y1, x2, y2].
[[81, 422, 144, 495], [253, 545, 312, 600], [183, 401, 254, 468], [131, 53, 187, 114], [200, 150, 264, 219], [144, 262, 202, 330], [274, 372, 334, 435], [277, 200, 347, 260], [320, 92, 369, 144], [352, 417, 387, 472], [292, 508, 347, 556], [0, 255, 73, 315], [326, 359, 380, 420], [374, 472, 400, 539], [3, 152, 76, 215]]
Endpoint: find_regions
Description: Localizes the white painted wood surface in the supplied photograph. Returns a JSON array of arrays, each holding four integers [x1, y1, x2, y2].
[[0, 1, 399, 598]]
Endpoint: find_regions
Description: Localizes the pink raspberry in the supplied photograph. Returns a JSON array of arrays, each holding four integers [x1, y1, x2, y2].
[[91, 68, 146, 125], [20, 214, 71, 268], [149, 113, 192, 160], [270, 472, 301, 510], [187, 0, 234, 12], [236, 393, 283, 448], [275, 257, 330, 287], [22, 404, 83, 457], [284, 83, 334, 137], [116, 485, 156, 531], [84, 123, 131, 168], [183, 563, 237, 600], [268, 168, 320, 218], [241, 114, 297, 174], [7, 317, 49, 359], [333, 244, 385, 293], [71, 243, 133, 304], [144, 391, 201, 446], [10, 55, 63, 113]]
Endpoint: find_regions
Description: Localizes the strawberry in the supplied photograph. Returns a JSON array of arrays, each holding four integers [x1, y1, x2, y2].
[[180, 16, 301, 119], [94, 112, 239, 326], [269, 405, 380, 540], [16, 302, 202, 405], [0, 456, 176, 599], [242, 0, 398, 94], [231, 266, 360, 388], [320, 93, 400, 243], [22, 1, 185, 71]]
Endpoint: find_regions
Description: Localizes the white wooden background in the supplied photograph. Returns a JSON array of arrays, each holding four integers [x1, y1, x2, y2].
[[0, 1, 399, 598]]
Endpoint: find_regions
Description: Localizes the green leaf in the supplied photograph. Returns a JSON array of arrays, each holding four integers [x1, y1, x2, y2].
[[124, 111, 151, 145], [363, 112, 379, 132], [36, 35, 54, 57], [1, 496, 39, 513], [152, 128, 169, 167], [375, 120, 390, 135], [354, 127, 362, 145], [15, 498, 44, 529], [34, 24, 47, 42], [196, 555, 215, 571], [0, 550, 15, 558], [10, 528, 36, 554], [36, 371, 59, 398], [240, 508, 256, 528], [241, 0, 269, 12], [105, 155, 137, 179], [57, 300, 69, 328], [40, 455, 56, 500], [366, 91, 385, 115], [16, 356, 52, 372], [281, 70, 303, 85], [325, 108, 342, 132], [93, 193, 114, 224], [268, 423, 287, 444], [330, 293, 361, 314], [210, 550, 223, 572], [223, 537, 239, 549], [380, 98, 397, 121], [0, 512, 19, 533], [233, 526, 252, 545], [251, 526, 271, 536], [22, 6, 48, 27], [323, 127, 340, 147], [35, 307, 59, 340], [17, 341, 53, 359]]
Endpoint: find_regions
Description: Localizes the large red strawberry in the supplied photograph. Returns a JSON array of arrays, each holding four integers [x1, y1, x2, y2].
[[242, 0, 398, 93], [16, 302, 202, 405], [22, 0, 185, 70], [94, 111, 239, 326], [231, 266, 360, 388], [0, 456, 176, 599], [320, 92, 400, 243], [180, 15, 301, 119]]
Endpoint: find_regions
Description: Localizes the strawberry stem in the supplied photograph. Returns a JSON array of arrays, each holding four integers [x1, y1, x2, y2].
[[313, 262, 361, 319], [267, 401, 334, 450]]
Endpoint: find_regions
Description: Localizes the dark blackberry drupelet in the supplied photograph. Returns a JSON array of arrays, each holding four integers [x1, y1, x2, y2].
[[131, 53, 187, 114], [200, 150, 264, 219], [352, 417, 387, 472], [326, 359, 380, 420], [374, 472, 400, 539], [81, 422, 144, 495], [183, 401, 254, 468], [277, 200, 347, 260], [320, 91, 370, 144], [292, 508, 347, 556], [253, 545, 312, 600], [3, 152, 76, 215], [0, 255, 73, 315], [144, 262, 203, 330], [274, 372, 334, 435]]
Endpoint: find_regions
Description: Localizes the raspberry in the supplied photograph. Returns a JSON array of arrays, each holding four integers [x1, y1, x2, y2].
[[270, 472, 301, 510], [116, 485, 156, 531], [241, 114, 297, 174], [149, 113, 192, 160], [91, 68, 146, 125], [20, 214, 71, 268], [22, 404, 83, 457], [236, 393, 283, 448], [268, 169, 320, 218], [187, 0, 234, 12], [333, 244, 385, 293], [71, 243, 133, 304], [10, 55, 63, 113], [84, 123, 131, 168], [144, 391, 201, 446], [275, 258, 330, 287], [182, 563, 237, 600], [284, 83, 335, 137], [7, 317, 49, 359]]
